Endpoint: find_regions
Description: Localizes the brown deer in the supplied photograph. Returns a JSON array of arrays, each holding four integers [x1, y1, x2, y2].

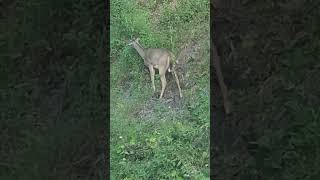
[[128, 38, 183, 99]]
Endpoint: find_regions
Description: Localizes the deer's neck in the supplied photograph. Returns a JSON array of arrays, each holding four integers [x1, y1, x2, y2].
[[133, 42, 146, 60]]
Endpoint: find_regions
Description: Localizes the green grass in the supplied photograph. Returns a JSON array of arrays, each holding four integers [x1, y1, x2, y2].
[[110, 0, 210, 179]]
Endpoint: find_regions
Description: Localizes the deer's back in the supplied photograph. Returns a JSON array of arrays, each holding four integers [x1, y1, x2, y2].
[[145, 48, 172, 66]]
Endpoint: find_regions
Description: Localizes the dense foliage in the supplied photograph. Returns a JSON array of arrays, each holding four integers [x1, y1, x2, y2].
[[1, 0, 106, 179], [213, 1, 320, 179]]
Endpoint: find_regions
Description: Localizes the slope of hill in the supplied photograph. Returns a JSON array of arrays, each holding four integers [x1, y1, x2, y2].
[[110, 0, 210, 179]]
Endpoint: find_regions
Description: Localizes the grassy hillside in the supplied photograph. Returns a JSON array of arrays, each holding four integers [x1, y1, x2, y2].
[[110, 0, 210, 179]]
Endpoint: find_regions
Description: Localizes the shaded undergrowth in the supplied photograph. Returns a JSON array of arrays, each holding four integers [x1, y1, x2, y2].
[[213, 1, 320, 179], [1, 0, 107, 179]]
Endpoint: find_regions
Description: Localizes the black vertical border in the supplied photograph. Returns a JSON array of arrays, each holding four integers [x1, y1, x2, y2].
[[105, 0, 110, 179], [210, 0, 214, 179]]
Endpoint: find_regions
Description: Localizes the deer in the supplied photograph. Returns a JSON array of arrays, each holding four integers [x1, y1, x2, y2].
[[128, 38, 183, 99]]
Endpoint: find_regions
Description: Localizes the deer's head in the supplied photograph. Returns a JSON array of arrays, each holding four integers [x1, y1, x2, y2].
[[128, 38, 140, 46]]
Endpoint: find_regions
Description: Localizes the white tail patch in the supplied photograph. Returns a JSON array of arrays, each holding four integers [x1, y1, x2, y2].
[[167, 56, 171, 72]]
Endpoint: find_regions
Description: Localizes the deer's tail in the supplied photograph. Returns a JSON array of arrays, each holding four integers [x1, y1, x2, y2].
[[168, 52, 178, 73]]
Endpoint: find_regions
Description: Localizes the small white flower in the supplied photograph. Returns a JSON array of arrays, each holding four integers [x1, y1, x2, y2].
[[119, 136, 123, 139]]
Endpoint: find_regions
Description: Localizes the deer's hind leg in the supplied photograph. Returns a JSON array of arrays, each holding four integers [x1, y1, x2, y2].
[[172, 70, 183, 98], [159, 66, 167, 99]]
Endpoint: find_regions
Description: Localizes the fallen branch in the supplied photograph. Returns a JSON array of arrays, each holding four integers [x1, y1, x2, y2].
[[212, 43, 232, 114]]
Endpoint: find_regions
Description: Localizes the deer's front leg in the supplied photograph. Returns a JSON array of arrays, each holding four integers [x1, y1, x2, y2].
[[148, 65, 155, 92]]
